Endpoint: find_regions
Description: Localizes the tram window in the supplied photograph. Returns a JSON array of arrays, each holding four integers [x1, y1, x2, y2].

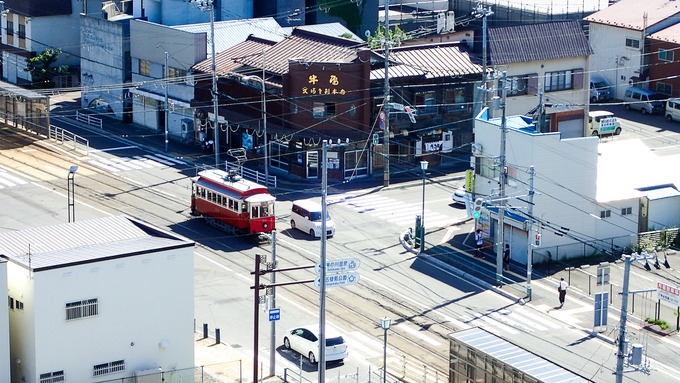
[[201, 188, 206, 198], [223, 197, 227, 206], [262, 205, 269, 216], [251, 206, 259, 218], [207, 191, 212, 201], [217, 195, 221, 205], [229, 199, 235, 210], [242, 203, 247, 214]]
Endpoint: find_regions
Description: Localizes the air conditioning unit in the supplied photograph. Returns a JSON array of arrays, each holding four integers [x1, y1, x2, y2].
[[471, 143, 483, 155], [181, 119, 194, 143]]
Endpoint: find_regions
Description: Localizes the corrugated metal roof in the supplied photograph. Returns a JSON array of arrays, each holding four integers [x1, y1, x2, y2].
[[643, 186, 680, 200], [488, 20, 592, 65], [370, 64, 426, 80], [388, 44, 484, 78], [282, 23, 364, 42], [235, 29, 361, 75], [450, 327, 589, 383], [193, 36, 277, 74], [0, 216, 193, 271], [585, 0, 680, 31], [173, 17, 288, 54], [649, 22, 680, 44]]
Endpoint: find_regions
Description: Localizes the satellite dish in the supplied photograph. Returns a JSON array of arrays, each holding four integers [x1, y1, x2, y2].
[[365, 30, 371, 38]]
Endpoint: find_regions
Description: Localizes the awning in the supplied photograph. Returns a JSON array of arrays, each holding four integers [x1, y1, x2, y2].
[[130, 88, 191, 108]]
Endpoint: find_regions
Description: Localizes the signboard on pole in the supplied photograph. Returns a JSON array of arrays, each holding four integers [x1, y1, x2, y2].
[[657, 281, 680, 306], [594, 292, 609, 327], [315, 258, 361, 275], [268, 308, 280, 321], [314, 272, 360, 289]]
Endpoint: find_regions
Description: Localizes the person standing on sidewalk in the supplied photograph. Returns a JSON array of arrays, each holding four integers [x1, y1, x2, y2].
[[474, 229, 483, 258], [503, 244, 510, 271], [557, 278, 568, 308]]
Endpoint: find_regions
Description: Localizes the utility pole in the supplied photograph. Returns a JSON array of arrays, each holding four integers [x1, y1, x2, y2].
[[495, 71, 508, 284], [210, 2, 219, 168], [164, 52, 169, 152], [383, 0, 391, 187], [262, 50, 268, 187], [269, 230, 276, 377], [615, 254, 632, 382], [319, 140, 329, 383], [474, 5, 493, 109], [525, 165, 534, 299]]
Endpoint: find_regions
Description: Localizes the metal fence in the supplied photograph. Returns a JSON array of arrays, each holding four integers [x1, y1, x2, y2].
[[48, 125, 90, 154], [75, 110, 103, 129], [225, 161, 277, 188], [94, 362, 243, 383]]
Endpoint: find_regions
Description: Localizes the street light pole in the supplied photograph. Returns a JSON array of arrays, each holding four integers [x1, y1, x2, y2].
[[67, 166, 78, 222], [210, 2, 219, 168], [261, 50, 268, 186], [381, 316, 391, 383], [420, 161, 428, 253], [164, 51, 169, 152]]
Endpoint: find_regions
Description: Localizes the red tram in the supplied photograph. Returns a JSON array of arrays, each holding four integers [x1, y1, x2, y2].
[[190, 169, 275, 234]]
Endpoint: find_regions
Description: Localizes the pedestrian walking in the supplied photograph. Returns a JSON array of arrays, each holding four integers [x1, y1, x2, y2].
[[503, 244, 510, 271], [557, 278, 568, 308], [474, 229, 483, 258]]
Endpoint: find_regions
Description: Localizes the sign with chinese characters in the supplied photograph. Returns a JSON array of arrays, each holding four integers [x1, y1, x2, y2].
[[315, 258, 361, 274], [301, 73, 346, 96], [657, 281, 680, 306], [314, 272, 360, 289]]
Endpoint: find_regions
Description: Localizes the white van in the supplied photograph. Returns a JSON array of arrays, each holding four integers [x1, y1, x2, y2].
[[589, 76, 612, 103], [588, 111, 622, 136], [623, 87, 664, 114], [291, 199, 335, 238], [665, 98, 680, 122]]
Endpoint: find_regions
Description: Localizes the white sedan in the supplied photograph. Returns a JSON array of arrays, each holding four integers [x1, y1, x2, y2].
[[452, 186, 467, 205], [283, 325, 348, 363]]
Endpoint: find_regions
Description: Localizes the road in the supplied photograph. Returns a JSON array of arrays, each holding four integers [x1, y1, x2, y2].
[[3, 106, 680, 383]]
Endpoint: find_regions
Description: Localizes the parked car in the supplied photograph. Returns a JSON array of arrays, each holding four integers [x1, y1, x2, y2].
[[283, 325, 348, 363], [587, 111, 622, 136], [452, 187, 467, 205], [665, 98, 680, 122], [623, 87, 664, 114], [589, 76, 612, 103]]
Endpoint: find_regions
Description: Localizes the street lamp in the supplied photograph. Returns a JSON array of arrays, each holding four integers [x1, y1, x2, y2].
[[381, 316, 391, 383], [420, 160, 428, 252], [67, 165, 78, 222]]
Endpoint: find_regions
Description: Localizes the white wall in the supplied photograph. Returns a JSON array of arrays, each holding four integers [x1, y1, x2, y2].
[[7, 261, 35, 383], [10, 247, 193, 383], [588, 23, 644, 100], [0, 260, 9, 383], [648, 196, 680, 230]]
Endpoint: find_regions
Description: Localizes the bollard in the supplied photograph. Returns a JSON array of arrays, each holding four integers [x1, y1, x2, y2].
[[215, 328, 220, 344], [203, 323, 208, 339]]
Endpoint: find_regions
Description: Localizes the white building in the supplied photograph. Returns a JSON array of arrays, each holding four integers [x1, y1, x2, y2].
[[585, 0, 680, 99], [473, 108, 639, 263], [1, 215, 195, 383], [0, 257, 9, 383]]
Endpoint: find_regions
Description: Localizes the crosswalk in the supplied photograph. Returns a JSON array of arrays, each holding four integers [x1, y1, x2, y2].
[[457, 306, 562, 336], [329, 193, 456, 229], [0, 168, 29, 189], [88, 153, 187, 173]]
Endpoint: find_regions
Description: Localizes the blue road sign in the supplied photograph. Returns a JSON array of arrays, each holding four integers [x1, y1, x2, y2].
[[269, 308, 280, 321], [314, 272, 360, 289]]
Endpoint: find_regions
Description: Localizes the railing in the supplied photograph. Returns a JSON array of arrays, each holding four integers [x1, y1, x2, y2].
[[283, 368, 314, 383], [225, 161, 277, 188], [75, 110, 103, 129], [94, 362, 242, 383], [48, 125, 90, 155]]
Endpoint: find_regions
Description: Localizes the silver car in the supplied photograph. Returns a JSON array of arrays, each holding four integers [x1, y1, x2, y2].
[[283, 325, 348, 363]]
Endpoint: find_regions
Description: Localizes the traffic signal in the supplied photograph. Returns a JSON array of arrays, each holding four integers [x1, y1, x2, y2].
[[535, 233, 542, 246], [473, 198, 483, 218]]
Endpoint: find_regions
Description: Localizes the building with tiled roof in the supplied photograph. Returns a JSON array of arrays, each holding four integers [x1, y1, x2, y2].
[[486, 21, 592, 138], [648, 22, 680, 98], [585, 0, 680, 99]]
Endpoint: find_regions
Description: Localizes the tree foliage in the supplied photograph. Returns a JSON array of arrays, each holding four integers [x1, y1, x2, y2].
[[25, 49, 69, 89], [366, 25, 408, 49]]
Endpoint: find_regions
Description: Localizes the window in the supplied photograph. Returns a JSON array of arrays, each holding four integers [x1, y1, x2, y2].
[[659, 49, 674, 62], [600, 210, 611, 219], [139, 59, 150, 76], [163, 66, 187, 79], [8, 296, 14, 310], [93, 360, 125, 377], [415, 91, 436, 114], [40, 371, 64, 383], [545, 70, 572, 92], [66, 298, 98, 320], [312, 102, 336, 119], [502, 75, 529, 96], [626, 38, 640, 49], [445, 88, 466, 111], [657, 83, 672, 95], [622, 207, 632, 215], [7, 20, 13, 36], [15, 300, 24, 310], [18, 22, 25, 39], [475, 157, 499, 180]]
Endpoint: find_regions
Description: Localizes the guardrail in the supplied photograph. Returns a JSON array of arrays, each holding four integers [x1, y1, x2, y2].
[[75, 110, 103, 129], [283, 368, 313, 383], [48, 125, 90, 155], [225, 161, 277, 188]]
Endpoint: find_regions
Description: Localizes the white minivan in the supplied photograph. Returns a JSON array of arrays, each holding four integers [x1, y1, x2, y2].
[[665, 98, 680, 122], [588, 111, 622, 136], [291, 199, 335, 238]]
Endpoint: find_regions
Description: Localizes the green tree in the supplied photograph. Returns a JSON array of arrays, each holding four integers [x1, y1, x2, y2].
[[25, 49, 69, 89], [366, 25, 408, 49]]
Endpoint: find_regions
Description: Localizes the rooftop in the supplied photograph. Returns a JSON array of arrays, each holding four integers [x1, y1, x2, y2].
[[585, 0, 680, 31], [0, 216, 194, 271]]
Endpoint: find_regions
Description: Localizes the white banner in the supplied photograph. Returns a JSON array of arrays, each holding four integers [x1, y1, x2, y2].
[[657, 281, 680, 307]]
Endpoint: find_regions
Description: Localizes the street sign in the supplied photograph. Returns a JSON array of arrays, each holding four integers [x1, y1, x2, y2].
[[379, 120, 385, 130], [594, 292, 609, 327], [315, 258, 361, 275], [464, 193, 474, 217], [268, 308, 280, 321], [657, 281, 680, 306], [597, 262, 610, 286], [314, 272, 360, 289], [379, 111, 386, 121]]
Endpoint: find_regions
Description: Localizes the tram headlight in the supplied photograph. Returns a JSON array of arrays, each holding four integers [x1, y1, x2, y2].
[[263, 223, 268, 228]]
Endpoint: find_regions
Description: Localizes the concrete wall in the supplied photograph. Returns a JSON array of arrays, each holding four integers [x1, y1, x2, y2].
[[11, 246, 194, 383], [648, 196, 680, 230], [80, 15, 128, 119], [0, 260, 9, 383], [133, 0, 252, 25], [30, 14, 82, 68], [7, 261, 35, 383], [588, 23, 644, 100]]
